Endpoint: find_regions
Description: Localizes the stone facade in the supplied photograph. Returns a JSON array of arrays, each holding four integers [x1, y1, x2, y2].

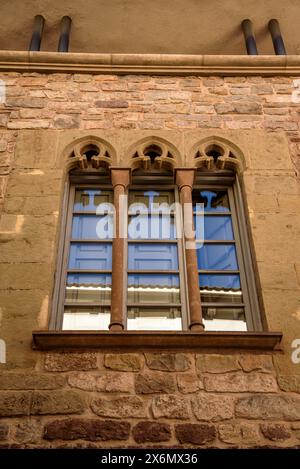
[[0, 72, 300, 448]]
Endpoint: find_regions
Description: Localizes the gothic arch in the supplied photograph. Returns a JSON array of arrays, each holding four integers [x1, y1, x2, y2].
[[62, 135, 117, 172], [188, 136, 246, 174], [124, 136, 181, 171]]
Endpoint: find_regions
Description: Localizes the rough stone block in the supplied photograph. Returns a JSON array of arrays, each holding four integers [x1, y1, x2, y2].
[[196, 354, 240, 373], [145, 353, 192, 372], [132, 422, 171, 444], [0, 424, 9, 440], [204, 372, 278, 393], [152, 395, 189, 419], [135, 372, 176, 394], [45, 353, 97, 372], [191, 393, 234, 421], [175, 424, 216, 445], [0, 392, 30, 417], [260, 424, 291, 441], [236, 395, 300, 420], [177, 373, 203, 394], [44, 418, 130, 441], [239, 355, 274, 373], [91, 396, 147, 419], [30, 391, 85, 415], [104, 354, 142, 372], [0, 372, 66, 390]]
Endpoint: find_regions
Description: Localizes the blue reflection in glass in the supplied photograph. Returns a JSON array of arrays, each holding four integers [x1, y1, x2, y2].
[[193, 191, 230, 213], [128, 215, 176, 240], [68, 243, 112, 270], [67, 273, 112, 285], [128, 244, 178, 270], [197, 244, 238, 270], [72, 215, 113, 240], [199, 274, 240, 289], [74, 190, 110, 212], [202, 216, 234, 240]]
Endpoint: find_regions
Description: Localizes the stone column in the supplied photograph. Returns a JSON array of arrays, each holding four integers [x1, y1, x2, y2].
[[109, 168, 131, 331], [175, 168, 204, 331]]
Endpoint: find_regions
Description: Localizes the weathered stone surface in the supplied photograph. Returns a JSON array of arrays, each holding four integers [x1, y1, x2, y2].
[[104, 354, 142, 372], [68, 372, 134, 393], [177, 373, 203, 394], [44, 353, 97, 372], [236, 395, 300, 420], [218, 423, 260, 446], [191, 393, 234, 421], [277, 375, 300, 394], [95, 100, 129, 108], [135, 372, 176, 394], [204, 372, 278, 393], [152, 395, 189, 419], [145, 353, 192, 372], [31, 391, 85, 415], [196, 354, 240, 373], [43, 418, 130, 441], [0, 392, 30, 417], [175, 424, 216, 445], [0, 424, 9, 440], [239, 355, 273, 373], [132, 422, 171, 443], [14, 420, 42, 444], [0, 372, 66, 390], [260, 424, 291, 441], [91, 396, 147, 419]]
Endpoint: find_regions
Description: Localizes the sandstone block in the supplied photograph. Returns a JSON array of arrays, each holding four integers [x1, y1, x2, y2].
[[91, 396, 147, 419], [31, 391, 85, 415], [0, 372, 66, 390], [177, 373, 203, 394], [0, 424, 9, 440], [204, 372, 278, 393], [196, 354, 240, 373], [135, 372, 176, 394], [0, 391, 30, 417], [132, 422, 171, 444], [45, 353, 97, 372], [260, 424, 291, 441], [236, 395, 300, 420], [191, 393, 234, 421], [104, 354, 142, 372], [44, 418, 130, 441], [239, 355, 274, 373], [145, 353, 192, 372], [152, 395, 189, 419], [175, 424, 216, 445]]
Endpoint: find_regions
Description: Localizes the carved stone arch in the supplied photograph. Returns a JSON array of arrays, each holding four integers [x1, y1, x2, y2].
[[125, 136, 181, 172], [189, 136, 246, 174], [62, 135, 117, 173]]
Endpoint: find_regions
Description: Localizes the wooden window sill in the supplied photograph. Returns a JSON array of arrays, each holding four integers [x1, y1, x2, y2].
[[32, 330, 282, 351]]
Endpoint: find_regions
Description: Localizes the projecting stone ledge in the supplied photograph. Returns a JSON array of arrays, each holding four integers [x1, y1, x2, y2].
[[32, 330, 282, 351]]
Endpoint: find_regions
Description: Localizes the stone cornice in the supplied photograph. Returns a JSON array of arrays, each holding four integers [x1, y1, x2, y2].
[[1, 51, 300, 75]]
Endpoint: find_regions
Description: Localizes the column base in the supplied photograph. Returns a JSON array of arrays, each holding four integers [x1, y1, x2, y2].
[[109, 323, 124, 331]]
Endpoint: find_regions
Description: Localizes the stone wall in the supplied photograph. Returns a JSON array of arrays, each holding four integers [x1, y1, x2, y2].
[[0, 352, 300, 448], [0, 72, 300, 448]]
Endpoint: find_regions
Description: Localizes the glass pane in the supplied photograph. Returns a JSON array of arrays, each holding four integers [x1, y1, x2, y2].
[[129, 190, 175, 212], [202, 307, 247, 331], [128, 215, 176, 240], [193, 190, 230, 212], [128, 274, 180, 304], [127, 307, 182, 331], [203, 216, 234, 241], [128, 244, 178, 271], [74, 189, 112, 212], [63, 306, 110, 330], [72, 215, 113, 240], [65, 273, 111, 304], [68, 243, 112, 270], [200, 273, 242, 305], [199, 274, 241, 289], [197, 244, 238, 270]]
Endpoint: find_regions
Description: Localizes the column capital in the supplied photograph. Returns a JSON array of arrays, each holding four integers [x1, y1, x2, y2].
[[110, 167, 131, 189], [175, 167, 196, 191]]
